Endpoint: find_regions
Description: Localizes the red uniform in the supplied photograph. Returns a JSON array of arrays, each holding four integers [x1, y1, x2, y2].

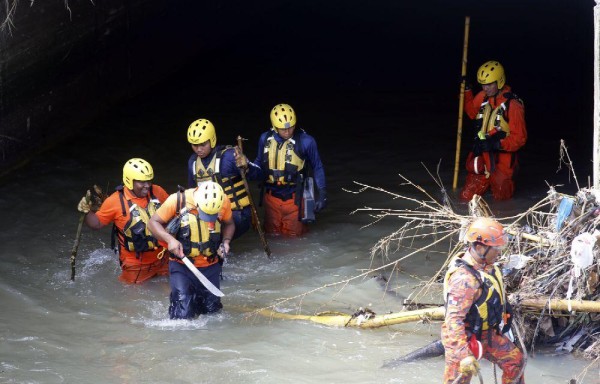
[[461, 86, 527, 201]]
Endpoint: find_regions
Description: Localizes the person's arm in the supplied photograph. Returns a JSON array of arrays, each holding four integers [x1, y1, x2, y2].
[[224, 147, 264, 180], [148, 208, 185, 258], [219, 217, 235, 255], [303, 135, 327, 212], [77, 191, 109, 230], [84, 212, 103, 229], [499, 100, 527, 152], [463, 90, 480, 120], [252, 132, 267, 176], [443, 271, 479, 359], [187, 154, 197, 188]]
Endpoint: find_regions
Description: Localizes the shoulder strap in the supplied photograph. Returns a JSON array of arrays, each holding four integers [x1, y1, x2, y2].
[[176, 185, 186, 215], [116, 185, 127, 217]]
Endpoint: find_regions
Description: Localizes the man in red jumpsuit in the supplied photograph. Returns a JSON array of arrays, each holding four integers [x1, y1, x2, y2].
[[460, 61, 527, 201], [442, 218, 525, 383]]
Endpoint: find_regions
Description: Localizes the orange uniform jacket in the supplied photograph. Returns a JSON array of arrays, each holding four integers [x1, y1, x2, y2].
[[154, 189, 233, 268], [95, 185, 169, 266], [464, 85, 527, 153]]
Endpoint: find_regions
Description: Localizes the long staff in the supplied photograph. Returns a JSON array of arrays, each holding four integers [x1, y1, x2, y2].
[[452, 16, 471, 190], [236, 135, 271, 258], [70, 213, 86, 281], [70, 185, 107, 281]]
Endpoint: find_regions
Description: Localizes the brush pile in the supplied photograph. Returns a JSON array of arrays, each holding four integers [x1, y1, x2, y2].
[[499, 187, 600, 360], [347, 173, 600, 361]]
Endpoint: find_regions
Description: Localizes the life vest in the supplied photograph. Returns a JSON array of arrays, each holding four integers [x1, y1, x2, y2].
[[112, 185, 161, 254], [193, 147, 250, 211], [173, 188, 221, 262], [443, 255, 512, 342], [471, 92, 523, 173], [474, 92, 523, 139], [262, 129, 306, 186]]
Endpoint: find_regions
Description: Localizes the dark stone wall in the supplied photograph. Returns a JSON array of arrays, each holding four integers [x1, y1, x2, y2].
[[0, 0, 282, 175]]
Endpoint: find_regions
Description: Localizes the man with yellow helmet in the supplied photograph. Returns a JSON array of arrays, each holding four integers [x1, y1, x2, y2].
[[76, 158, 170, 284], [149, 181, 235, 319], [186, 118, 262, 241], [442, 218, 525, 383], [253, 103, 327, 237], [461, 61, 527, 201]]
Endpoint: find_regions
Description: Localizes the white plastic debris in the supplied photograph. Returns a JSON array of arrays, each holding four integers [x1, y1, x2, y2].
[[503, 254, 533, 270], [570, 232, 596, 278]]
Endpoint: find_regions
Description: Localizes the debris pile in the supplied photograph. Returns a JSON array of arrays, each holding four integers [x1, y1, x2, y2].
[[499, 187, 600, 360]]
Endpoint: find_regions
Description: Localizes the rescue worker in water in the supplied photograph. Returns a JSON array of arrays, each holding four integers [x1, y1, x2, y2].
[[76, 158, 170, 284], [254, 103, 327, 237], [186, 118, 262, 241], [148, 181, 235, 319], [461, 61, 527, 201], [442, 218, 525, 383]]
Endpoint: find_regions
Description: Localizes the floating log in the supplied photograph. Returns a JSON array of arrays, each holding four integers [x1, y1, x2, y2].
[[255, 306, 445, 328], [517, 297, 600, 313]]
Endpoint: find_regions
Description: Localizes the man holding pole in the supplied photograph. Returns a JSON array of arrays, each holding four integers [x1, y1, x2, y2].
[[460, 61, 527, 201], [186, 118, 263, 241], [76, 158, 170, 284]]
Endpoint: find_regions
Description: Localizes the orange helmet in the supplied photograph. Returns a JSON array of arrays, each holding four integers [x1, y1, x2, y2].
[[464, 217, 505, 246]]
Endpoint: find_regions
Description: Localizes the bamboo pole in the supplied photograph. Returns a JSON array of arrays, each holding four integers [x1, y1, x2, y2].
[[518, 297, 600, 313], [255, 306, 445, 328], [452, 16, 471, 190], [594, 2, 600, 187], [504, 228, 553, 247]]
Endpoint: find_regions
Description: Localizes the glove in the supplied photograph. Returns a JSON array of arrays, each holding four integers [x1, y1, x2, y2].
[[234, 146, 248, 169], [315, 189, 327, 213], [460, 75, 472, 91], [459, 355, 480, 376], [472, 130, 506, 156], [77, 191, 92, 213]]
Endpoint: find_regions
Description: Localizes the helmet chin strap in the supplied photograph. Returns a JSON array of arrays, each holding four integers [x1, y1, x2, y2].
[[472, 244, 492, 263]]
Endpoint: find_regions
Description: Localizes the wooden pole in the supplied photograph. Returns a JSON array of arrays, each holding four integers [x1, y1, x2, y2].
[[452, 16, 471, 190], [254, 306, 445, 328], [594, 2, 600, 187], [517, 297, 600, 313], [70, 213, 86, 281], [236, 136, 272, 258]]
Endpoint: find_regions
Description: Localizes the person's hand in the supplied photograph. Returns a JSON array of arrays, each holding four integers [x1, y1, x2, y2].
[[219, 239, 231, 256], [473, 130, 506, 155], [315, 189, 327, 212], [234, 146, 248, 169], [77, 191, 92, 213], [167, 238, 184, 259], [459, 355, 480, 375], [486, 130, 506, 151], [460, 75, 472, 91]]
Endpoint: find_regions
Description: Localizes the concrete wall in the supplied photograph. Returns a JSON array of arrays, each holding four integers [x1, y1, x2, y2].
[[0, 0, 282, 175]]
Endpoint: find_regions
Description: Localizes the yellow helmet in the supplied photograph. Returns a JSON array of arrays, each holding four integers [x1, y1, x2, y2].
[[477, 61, 505, 89], [193, 181, 225, 222], [187, 119, 217, 147], [270, 103, 296, 129], [122, 158, 154, 190]]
